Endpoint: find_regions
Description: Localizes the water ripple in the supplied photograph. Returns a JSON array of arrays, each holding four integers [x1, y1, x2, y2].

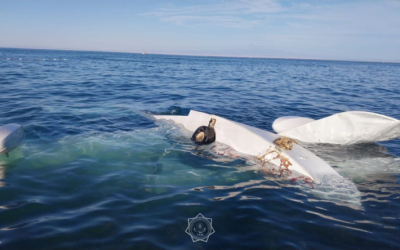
[[0, 48, 399, 249]]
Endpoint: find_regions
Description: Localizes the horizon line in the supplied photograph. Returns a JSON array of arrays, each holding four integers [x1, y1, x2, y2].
[[1, 46, 399, 64]]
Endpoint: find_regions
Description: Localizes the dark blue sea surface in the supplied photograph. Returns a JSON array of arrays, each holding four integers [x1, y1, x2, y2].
[[0, 48, 400, 249]]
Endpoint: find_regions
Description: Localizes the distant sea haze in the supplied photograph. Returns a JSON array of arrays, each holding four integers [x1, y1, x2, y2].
[[1, 46, 399, 63]]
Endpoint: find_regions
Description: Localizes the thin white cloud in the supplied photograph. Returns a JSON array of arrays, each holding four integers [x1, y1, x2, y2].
[[142, 0, 285, 28], [160, 15, 259, 29], [238, 0, 285, 14], [144, 0, 400, 34]]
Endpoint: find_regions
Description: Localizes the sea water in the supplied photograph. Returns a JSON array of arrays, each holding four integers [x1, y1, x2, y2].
[[0, 48, 399, 249]]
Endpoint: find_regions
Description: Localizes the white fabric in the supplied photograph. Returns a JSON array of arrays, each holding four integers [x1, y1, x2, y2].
[[279, 111, 400, 145]]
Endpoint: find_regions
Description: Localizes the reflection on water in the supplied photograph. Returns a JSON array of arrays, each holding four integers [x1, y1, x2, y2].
[[306, 142, 392, 161], [0, 166, 5, 187], [304, 142, 400, 185]]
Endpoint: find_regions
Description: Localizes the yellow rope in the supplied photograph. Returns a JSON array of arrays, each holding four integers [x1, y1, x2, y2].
[[273, 137, 298, 150]]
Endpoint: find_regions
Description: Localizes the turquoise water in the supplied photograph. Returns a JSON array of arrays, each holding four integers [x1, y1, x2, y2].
[[1, 48, 400, 249]]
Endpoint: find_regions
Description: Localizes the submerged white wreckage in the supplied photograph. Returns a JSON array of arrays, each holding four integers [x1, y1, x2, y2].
[[155, 110, 346, 184], [155, 110, 384, 205], [0, 123, 24, 157]]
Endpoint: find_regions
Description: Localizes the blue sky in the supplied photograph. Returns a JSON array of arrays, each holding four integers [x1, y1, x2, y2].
[[1, 0, 399, 62]]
